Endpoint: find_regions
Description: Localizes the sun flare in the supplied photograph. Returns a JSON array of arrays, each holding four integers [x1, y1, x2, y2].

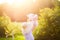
[[0, 0, 38, 21]]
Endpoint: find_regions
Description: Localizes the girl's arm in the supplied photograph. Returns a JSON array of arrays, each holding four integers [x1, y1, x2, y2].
[[32, 21, 38, 31]]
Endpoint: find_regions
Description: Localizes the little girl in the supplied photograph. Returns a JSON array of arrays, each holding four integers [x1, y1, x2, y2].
[[21, 13, 38, 40]]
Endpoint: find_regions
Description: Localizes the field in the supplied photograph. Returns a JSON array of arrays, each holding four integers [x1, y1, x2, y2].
[[0, 35, 25, 40]]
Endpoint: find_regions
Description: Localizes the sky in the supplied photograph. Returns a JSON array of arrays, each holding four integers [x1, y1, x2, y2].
[[0, 0, 54, 22]]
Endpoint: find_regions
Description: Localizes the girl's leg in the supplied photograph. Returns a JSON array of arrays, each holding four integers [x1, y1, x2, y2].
[[24, 32, 34, 40], [25, 34, 30, 40], [29, 33, 34, 40], [25, 33, 34, 40]]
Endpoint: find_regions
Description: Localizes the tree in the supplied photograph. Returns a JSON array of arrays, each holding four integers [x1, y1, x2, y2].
[[33, 7, 60, 40]]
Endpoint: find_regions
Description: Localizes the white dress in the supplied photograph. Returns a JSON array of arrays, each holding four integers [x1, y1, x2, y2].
[[21, 21, 38, 40]]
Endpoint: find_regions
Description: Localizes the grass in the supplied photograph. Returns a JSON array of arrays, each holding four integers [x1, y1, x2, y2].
[[0, 35, 25, 40]]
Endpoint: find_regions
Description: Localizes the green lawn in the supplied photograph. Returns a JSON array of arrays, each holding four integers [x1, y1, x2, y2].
[[0, 35, 25, 40]]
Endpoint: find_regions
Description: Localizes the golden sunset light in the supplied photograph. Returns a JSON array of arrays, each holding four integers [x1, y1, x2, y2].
[[0, 0, 60, 40], [0, 0, 39, 21], [0, 0, 55, 21]]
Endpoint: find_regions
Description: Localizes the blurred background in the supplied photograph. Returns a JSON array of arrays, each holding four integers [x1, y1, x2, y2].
[[0, 0, 60, 40]]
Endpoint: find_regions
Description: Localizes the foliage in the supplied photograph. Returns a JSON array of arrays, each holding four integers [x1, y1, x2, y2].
[[0, 15, 23, 37], [54, 0, 60, 7], [0, 16, 11, 37], [0, 35, 25, 40], [6, 22, 23, 36], [33, 7, 60, 40]]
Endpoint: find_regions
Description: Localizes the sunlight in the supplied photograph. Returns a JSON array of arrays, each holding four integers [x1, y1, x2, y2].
[[6, 0, 14, 5], [0, 0, 5, 4], [5, 0, 37, 9], [5, 0, 36, 5], [58, 0, 60, 1], [0, 0, 38, 21], [6, 0, 26, 5], [16, 0, 26, 4], [33, 0, 36, 3], [13, 0, 26, 7]]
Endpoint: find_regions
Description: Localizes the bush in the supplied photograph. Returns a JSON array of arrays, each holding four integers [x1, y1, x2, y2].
[[0, 16, 10, 37], [33, 7, 60, 40]]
